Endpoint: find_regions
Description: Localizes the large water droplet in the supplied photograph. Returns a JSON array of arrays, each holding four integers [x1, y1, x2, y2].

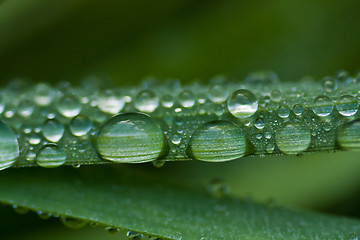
[[57, 94, 82, 118], [135, 90, 159, 113], [228, 89, 258, 118], [0, 121, 19, 171], [36, 144, 66, 168], [292, 104, 304, 116], [98, 90, 125, 114], [96, 113, 167, 163], [312, 95, 333, 117], [336, 95, 358, 117], [337, 120, 360, 150], [275, 122, 311, 154], [42, 119, 65, 142], [188, 120, 247, 162], [70, 115, 92, 137], [179, 90, 195, 108], [209, 85, 228, 103]]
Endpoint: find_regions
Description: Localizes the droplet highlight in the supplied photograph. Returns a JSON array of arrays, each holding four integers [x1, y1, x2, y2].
[[228, 89, 258, 118]]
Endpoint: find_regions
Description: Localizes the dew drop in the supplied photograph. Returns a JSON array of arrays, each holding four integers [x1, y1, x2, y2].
[[160, 94, 174, 108], [36, 144, 66, 168], [0, 121, 19, 171], [336, 95, 358, 117], [70, 115, 92, 137], [277, 105, 290, 118], [270, 89, 282, 103], [60, 216, 87, 229], [348, 233, 358, 240], [322, 77, 337, 92], [245, 71, 279, 85], [26, 151, 36, 162], [275, 122, 311, 154], [57, 94, 82, 118], [337, 120, 360, 150], [96, 113, 167, 163], [179, 90, 195, 108], [18, 99, 34, 117], [127, 231, 143, 240], [34, 83, 54, 106], [135, 90, 159, 113], [292, 104, 304, 116], [188, 120, 247, 162], [42, 119, 65, 142], [98, 90, 125, 114], [228, 89, 258, 118], [209, 85, 228, 103], [312, 95, 333, 117], [13, 205, 29, 214]]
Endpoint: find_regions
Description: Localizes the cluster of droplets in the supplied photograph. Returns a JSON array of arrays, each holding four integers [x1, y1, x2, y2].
[[1, 70, 360, 170]]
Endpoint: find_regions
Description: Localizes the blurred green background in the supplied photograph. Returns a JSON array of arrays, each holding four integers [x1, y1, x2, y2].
[[1, 0, 360, 239]]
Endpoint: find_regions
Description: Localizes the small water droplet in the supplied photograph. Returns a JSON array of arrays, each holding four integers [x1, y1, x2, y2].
[[160, 94, 174, 108], [96, 113, 167, 163], [266, 143, 275, 153], [348, 233, 358, 240], [209, 85, 228, 103], [152, 159, 165, 168], [70, 115, 92, 137], [254, 118, 265, 129], [0, 121, 19, 171], [36, 144, 66, 168], [322, 77, 337, 92], [37, 210, 52, 220], [135, 90, 159, 113], [26, 151, 36, 162], [13, 205, 29, 214], [42, 119, 65, 142], [60, 216, 87, 229], [57, 94, 82, 118], [18, 99, 34, 117], [127, 231, 143, 240], [188, 120, 247, 162], [270, 89, 282, 102], [275, 122, 311, 154], [98, 90, 125, 114], [34, 83, 54, 106], [179, 90, 195, 108], [245, 71, 279, 85], [336, 95, 358, 117], [277, 105, 290, 118], [228, 89, 258, 118], [292, 104, 303, 116], [312, 95, 333, 117]]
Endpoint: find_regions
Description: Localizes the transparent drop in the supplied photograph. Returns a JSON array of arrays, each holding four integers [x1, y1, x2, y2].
[[188, 120, 247, 162], [209, 85, 228, 103], [160, 94, 174, 108], [42, 119, 65, 142], [336, 95, 358, 117], [135, 90, 159, 113], [0, 94, 5, 114], [152, 159, 165, 168], [36, 144, 66, 168], [0, 121, 19, 171], [266, 143, 275, 153], [312, 95, 333, 117], [228, 89, 258, 118], [37, 211, 52, 220], [13, 205, 29, 214], [337, 120, 360, 150], [29, 133, 41, 145], [275, 122, 311, 154], [292, 104, 304, 116], [171, 134, 181, 145], [179, 90, 195, 108], [26, 151, 36, 162], [254, 118, 265, 129], [322, 77, 337, 92], [60, 216, 87, 229], [96, 113, 167, 163], [57, 94, 82, 118], [348, 233, 358, 240], [98, 90, 125, 114], [18, 99, 34, 117], [277, 105, 290, 118], [245, 71, 279, 85], [270, 89, 282, 103], [127, 231, 143, 240], [70, 115, 92, 137], [34, 83, 54, 106]]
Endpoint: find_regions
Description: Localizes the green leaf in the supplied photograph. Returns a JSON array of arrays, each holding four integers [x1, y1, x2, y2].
[[0, 166, 360, 239]]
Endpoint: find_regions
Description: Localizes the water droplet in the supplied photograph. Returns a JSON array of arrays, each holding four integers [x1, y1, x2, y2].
[[336, 95, 358, 117], [13, 205, 29, 214], [70, 115, 92, 137], [42, 119, 64, 142], [60, 216, 87, 229], [127, 231, 143, 240], [275, 122, 311, 154], [57, 94, 82, 117], [36, 144, 66, 168], [245, 71, 279, 85], [96, 113, 167, 163], [152, 159, 165, 168], [171, 133, 181, 145], [292, 104, 303, 116], [0, 121, 19, 171], [98, 90, 125, 114], [270, 89, 282, 102], [337, 120, 360, 150], [254, 118, 265, 129], [26, 151, 36, 161], [135, 90, 159, 113], [29, 133, 41, 145], [348, 233, 358, 240], [209, 85, 228, 103], [312, 95, 333, 117], [228, 89, 258, 118], [179, 90, 195, 108], [160, 94, 174, 108], [34, 83, 54, 106], [188, 120, 247, 162], [266, 143, 275, 153], [322, 77, 337, 92], [37, 211, 52, 220], [18, 99, 34, 117], [277, 105, 290, 118]]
